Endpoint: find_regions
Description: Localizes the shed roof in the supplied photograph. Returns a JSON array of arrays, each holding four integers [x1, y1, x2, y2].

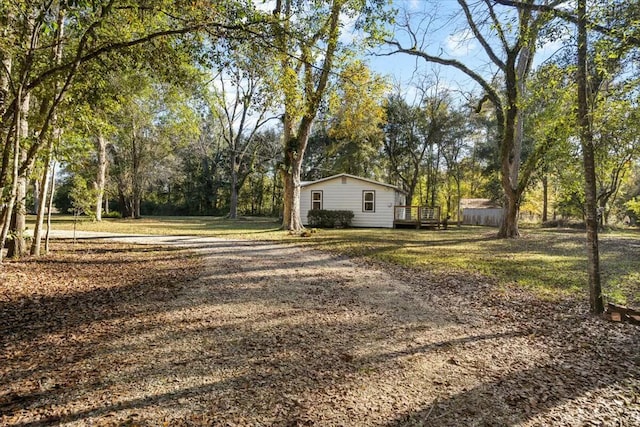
[[301, 173, 407, 194], [460, 198, 502, 209]]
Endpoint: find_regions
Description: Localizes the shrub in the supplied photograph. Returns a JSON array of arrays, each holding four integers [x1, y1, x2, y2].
[[102, 211, 122, 219], [307, 210, 354, 228]]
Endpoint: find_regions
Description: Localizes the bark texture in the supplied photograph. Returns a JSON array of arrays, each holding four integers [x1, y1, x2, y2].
[[577, 0, 604, 314], [94, 133, 108, 221]]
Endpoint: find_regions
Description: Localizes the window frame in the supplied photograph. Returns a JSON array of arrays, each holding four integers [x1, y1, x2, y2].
[[362, 190, 375, 213], [311, 190, 323, 210]]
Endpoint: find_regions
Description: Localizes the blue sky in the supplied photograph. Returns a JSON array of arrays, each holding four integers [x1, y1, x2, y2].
[[362, 0, 572, 104]]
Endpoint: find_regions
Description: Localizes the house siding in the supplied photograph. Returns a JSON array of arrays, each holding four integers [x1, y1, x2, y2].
[[301, 176, 400, 228]]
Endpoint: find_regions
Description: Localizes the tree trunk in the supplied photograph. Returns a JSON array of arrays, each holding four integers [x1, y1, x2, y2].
[[282, 135, 305, 231], [258, 171, 265, 215], [282, 168, 303, 230], [0, 85, 23, 263], [7, 92, 30, 258], [134, 197, 141, 219], [577, 0, 604, 315], [7, 156, 27, 258], [32, 181, 40, 215], [272, 165, 279, 217], [456, 172, 462, 227], [130, 123, 141, 219], [31, 153, 53, 256], [499, 100, 521, 238], [500, 189, 520, 237], [406, 189, 414, 209], [44, 161, 56, 254], [229, 156, 239, 219], [542, 173, 548, 223], [32, 104, 62, 256], [498, 43, 533, 238], [94, 133, 108, 221], [118, 191, 128, 218]]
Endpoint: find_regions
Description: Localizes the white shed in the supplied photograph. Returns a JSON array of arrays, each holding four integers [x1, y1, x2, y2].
[[461, 198, 504, 227], [300, 173, 406, 228]]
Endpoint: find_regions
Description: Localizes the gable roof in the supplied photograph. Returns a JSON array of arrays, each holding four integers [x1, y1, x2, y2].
[[301, 173, 407, 194]]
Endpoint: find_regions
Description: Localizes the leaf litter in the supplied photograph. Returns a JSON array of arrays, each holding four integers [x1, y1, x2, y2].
[[0, 237, 638, 426]]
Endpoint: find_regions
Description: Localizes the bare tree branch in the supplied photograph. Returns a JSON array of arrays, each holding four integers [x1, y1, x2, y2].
[[458, 0, 506, 70], [494, 0, 640, 46], [384, 40, 504, 115], [483, 0, 510, 53]]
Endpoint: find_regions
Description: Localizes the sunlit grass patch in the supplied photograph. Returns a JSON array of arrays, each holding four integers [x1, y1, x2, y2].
[[34, 215, 284, 238]]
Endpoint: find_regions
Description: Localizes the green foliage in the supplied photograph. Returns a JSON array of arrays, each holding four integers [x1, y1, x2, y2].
[[383, 83, 470, 207], [626, 197, 640, 218], [69, 175, 97, 220], [326, 61, 389, 178], [307, 210, 354, 228], [53, 176, 74, 214]]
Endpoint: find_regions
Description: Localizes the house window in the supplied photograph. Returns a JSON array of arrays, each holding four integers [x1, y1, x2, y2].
[[363, 190, 375, 212], [311, 190, 323, 210]]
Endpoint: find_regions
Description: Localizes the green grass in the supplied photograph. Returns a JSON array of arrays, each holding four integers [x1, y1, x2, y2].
[[31, 215, 640, 306]]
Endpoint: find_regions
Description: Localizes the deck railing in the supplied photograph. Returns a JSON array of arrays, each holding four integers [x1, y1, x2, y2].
[[394, 205, 420, 222], [394, 205, 441, 227], [420, 206, 440, 221]]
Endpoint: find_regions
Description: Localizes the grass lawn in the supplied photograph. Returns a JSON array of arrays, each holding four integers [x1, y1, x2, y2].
[[32, 214, 640, 306]]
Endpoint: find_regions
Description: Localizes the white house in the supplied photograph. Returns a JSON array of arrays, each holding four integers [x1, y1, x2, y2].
[[300, 174, 406, 228]]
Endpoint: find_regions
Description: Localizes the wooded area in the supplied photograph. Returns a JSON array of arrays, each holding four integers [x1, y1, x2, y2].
[[1, 1, 640, 313]]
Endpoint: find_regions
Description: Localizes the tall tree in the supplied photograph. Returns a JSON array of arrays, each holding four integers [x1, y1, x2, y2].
[[590, 76, 640, 225], [240, 128, 283, 216], [577, 0, 604, 314], [271, 0, 390, 231], [175, 106, 227, 215], [31, 5, 66, 255], [494, 0, 639, 313], [109, 75, 198, 218], [383, 94, 423, 204], [441, 109, 470, 224], [524, 62, 574, 224], [211, 48, 277, 219], [383, 81, 457, 207], [326, 60, 388, 179], [387, 0, 558, 237]]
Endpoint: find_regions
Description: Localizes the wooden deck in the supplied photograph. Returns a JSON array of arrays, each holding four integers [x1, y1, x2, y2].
[[393, 206, 441, 229]]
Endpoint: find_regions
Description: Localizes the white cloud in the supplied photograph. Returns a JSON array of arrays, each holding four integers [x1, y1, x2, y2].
[[445, 29, 477, 57], [407, 0, 422, 11], [339, 11, 360, 45]]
